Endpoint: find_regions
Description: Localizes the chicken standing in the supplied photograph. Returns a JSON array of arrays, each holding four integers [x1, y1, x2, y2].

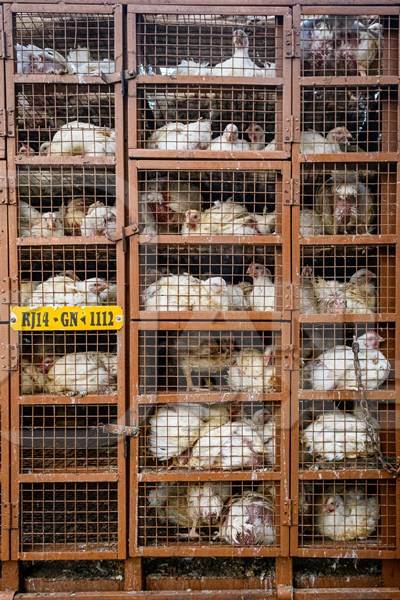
[[246, 263, 275, 311], [64, 198, 86, 236], [316, 485, 379, 541], [148, 402, 229, 462], [218, 491, 276, 546], [147, 119, 212, 151], [207, 124, 250, 152], [315, 171, 374, 234], [336, 20, 382, 76], [40, 121, 115, 156], [227, 346, 277, 393], [345, 269, 376, 314], [148, 482, 231, 539], [139, 178, 203, 234], [175, 332, 234, 390], [302, 408, 379, 463], [303, 331, 391, 391], [210, 29, 276, 77], [80, 201, 117, 237], [45, 351, 117, 395]]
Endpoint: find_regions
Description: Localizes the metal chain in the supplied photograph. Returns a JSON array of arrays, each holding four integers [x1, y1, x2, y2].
[[352, 340, 399, 476]]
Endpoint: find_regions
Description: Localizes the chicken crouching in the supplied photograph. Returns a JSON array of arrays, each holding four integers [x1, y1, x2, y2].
[[218, 491, 276, 546], [227, 346, 278, 393], [45, 351, 117, 395]]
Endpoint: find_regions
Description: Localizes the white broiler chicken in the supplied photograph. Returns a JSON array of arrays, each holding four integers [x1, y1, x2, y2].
[[147, 119, 212, 151], [207, 124, 250, 152], [40, 121, 115, 156], [64, 198, 86, 236], [225, 282, 251, 310], [219, 491, 276, 546], [148, 402, 229, 462], [142, 274, 198, 311], [19, 200, 64, 238], [74, 277, 110, 305], [245, 123, 266, 150], [19, 201, 40, 233], [303, 331, 391, 391], [191, 277, 230, 312], [316, 485, 379, 541], [148, 482, 231, 539], [227, 346, 278, 393], [180, 200, 258, 236], [299, 209, 324, 237], [29, 274, 79, 307], [80, 201, 117, 237], [15, 44, 69, 74], [171, 59, 211, 76], [67, 48, 115, 75], [20, 359, 47, 394], [302, 408, 379, 463], [211, 29, 276, 77], [187, 408, 275, 470], [312, 276, 346, 314], [19, 281, 39, 306], [246, 263, 275, 311], [345, 269, 376, 314], [45, 351, 117, 395], [264, 127, 353, 153], [139, 178, 203, 234]]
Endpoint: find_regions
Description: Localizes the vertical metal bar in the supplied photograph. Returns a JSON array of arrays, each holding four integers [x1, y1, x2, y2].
[[129, 324, 139, 559], [127, 8, 137, 152]]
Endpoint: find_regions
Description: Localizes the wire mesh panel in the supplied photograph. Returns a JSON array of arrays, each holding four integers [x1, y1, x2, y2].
[[136, 166, 284, 236], [19, 482, 119, 557], [18, 245, 117, 306], [15, 84, 115, 157], [137, 481, 280, 552], [17, 166, 117, 238], [300, 86, 397, 154], [136, 14, 283, 77], [300, 163, 397, 236], [20, 404, 118, 473], [138, 327, 283, 399], [138, 244, 283, 316], [13, 12, 116, 76], [300, 399, 396, 471], [137, 83, 282, 153], [300, 13, 399, 77], [139, 401, 280, 472], [298, 480, 396, 552], [299, 245, 396, 315], [19, 331, 118, 396], [300, 323, 394, 392]]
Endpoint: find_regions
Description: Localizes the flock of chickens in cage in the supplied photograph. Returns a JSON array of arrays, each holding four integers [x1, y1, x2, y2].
[[14, 12, 394, 549]]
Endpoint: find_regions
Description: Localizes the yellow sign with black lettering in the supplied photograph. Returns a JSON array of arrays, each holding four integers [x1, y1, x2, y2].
[[10, 306, 124, 331]]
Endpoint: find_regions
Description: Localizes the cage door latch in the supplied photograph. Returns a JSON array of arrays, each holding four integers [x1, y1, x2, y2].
[[109, 224, 140, 251], [285, 26, 300, 59]]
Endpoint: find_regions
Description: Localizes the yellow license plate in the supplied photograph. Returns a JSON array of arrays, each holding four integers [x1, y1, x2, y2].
[[10, 306, 124, 331]]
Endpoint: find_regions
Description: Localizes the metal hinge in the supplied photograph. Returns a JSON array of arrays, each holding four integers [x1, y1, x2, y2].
[[282, 498, 298, 527], [100, 69, 137, 95], [2, 502, 18, 531], [284, 178, 300, 206], [96, 423, 140, 459], [283, 283, 295, 311], [282, 344, 298, 371], [0, 277, 18, 304], [285, 26, 300, 59], [283, 115, 294, 144], [6, 109, 15, 138], [0, 175, 16, 205], [0, 343, 18, 372], [110, 224, 140, 252]]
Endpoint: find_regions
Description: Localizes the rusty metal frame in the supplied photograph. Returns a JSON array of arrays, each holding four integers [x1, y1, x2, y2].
[[129, 321, 291, 559], [2, 3, 128, 561], [289, 4, 400, 560], [128, 159, 292, 321], [126, 5, 293, 160]]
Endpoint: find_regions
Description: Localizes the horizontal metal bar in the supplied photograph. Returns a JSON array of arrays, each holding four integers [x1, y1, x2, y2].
[[298, 153, 399, 163], [15, 156, 116, 166], [19, 394, 119, 405], [16, 592, 274, 600], [136, 546, 282, 558], [16, 236, 115, 247], [299, 314, 396, 323], [18, 472, 119, 483], [136, 320, 286, 331], [293, 549, 397, 560], [127, 4, 291, 15], [14, 74, 113, 85], [18, 550, 118, 562], [10, 3, 115, 13], [138, 471, 282, 482], [136, 75, 284, 86], [136, 391, 285, 404], [137, 234, 283, 245], [137, 310, 287, 321], [300, 76, 399, 86], [299, 469, 395, 481], [130, 149, 290, 160], [134, 159, 289, 170], [298, 390, 396, 401], [300, 235, 397, 246]]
